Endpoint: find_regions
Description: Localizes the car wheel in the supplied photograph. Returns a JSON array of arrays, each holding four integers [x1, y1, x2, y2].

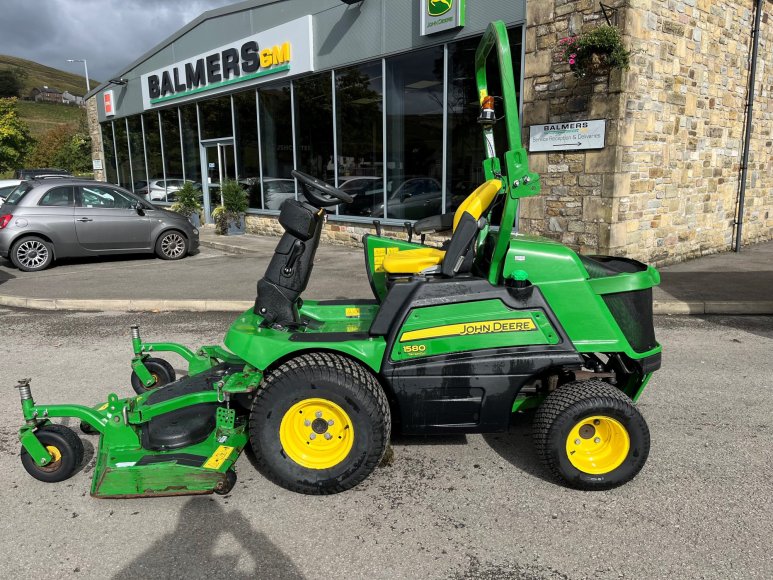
[[10, 236, 54, 272], [155, 230, 188, 260]]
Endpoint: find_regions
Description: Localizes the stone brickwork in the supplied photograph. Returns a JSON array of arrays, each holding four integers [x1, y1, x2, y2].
[[86, 97, 105, 182], [523, 0, 772, 264]]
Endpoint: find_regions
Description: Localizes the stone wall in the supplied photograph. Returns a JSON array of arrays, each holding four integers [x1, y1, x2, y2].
[[522, 0, 772, 265], [85, 97, 105, 182], [620, 0, 772, 263]]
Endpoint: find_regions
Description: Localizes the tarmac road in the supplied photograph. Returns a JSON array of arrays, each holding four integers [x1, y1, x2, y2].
[[0, 308, 771, 579]]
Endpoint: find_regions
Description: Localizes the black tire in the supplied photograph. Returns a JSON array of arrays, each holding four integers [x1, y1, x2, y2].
[[130, 357, 176, 395], [214, 470, 237, 495], [533, 380, 650, 491], [10, 235, 54, 272], [155, 230, 188, 260], [20, 424, 84, 483], [250, 352, 391, 495], [80, 421, 98, 435]]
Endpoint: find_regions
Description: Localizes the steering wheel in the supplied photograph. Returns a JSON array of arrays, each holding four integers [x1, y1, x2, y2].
[[291, 170, 353, 208]]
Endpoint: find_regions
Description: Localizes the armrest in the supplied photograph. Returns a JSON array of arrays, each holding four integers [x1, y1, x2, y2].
[[414, 212, 454, 234]]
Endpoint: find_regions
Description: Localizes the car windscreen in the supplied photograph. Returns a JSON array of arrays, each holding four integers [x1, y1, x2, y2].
[[2, 182, 33, 205]]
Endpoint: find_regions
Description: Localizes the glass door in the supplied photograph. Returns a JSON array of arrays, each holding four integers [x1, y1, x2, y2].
[[200, 139, 236, 223]]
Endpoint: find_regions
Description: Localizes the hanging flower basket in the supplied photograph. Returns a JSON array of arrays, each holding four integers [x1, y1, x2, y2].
[[559, 25, 630, 78]]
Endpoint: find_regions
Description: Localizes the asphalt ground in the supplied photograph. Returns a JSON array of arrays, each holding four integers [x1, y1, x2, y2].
[[0, 308, 771, 579]]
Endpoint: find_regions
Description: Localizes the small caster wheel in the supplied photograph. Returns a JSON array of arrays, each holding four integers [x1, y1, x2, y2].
[[214, 470, 237, 495], [80, 421, 98, 435], [130, 357, 176, 395], [21, 424, 84, 483]]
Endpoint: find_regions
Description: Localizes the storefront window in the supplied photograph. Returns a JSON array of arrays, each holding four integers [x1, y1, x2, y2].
[[127, 116, 146, 193], [143, 113, 163, 186], [335, 62, 383, 218], [199, 95, 233, 141], [160, 108, 183, 201], [294, 73, 334, 185], [258, 82, 294, 211], [385, 46, 444, 221], [233, 90, 260, 207], [113, 119, 131, 188], [180, 104, 201, 186], [101, 122, 118, 185]]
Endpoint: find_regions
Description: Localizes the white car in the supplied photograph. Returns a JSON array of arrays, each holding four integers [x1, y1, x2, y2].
[[0, 179, 24, 203], [138, 179, 201, 202]]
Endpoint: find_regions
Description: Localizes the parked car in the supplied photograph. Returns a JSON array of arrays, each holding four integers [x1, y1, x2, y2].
[[0, 179, 24, 203], [349, 176, 443, 220], [0, 179, 199, 272], [137, 179, 202, 202], [13, 168, 72, 180], [240, 177, 303, 210]]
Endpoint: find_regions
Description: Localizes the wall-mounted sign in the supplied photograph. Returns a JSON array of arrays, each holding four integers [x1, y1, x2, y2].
[[529, 119, 606, 152], [92, 159, 103, 170], [104, 90, 115, 116], [140, 16, 313, 110], [421, 0, 466, 36]]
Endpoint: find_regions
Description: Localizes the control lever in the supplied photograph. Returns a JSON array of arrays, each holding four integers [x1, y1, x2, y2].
[[404, 221, 413, 243], [282, 240, 305, 276], [373, 220, 382, 237], [420, 234, 426, 245]]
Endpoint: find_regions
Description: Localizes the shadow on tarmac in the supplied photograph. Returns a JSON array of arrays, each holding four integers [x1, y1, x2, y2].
[[113, 497, 304, 580], [482, 413, 555, 485]]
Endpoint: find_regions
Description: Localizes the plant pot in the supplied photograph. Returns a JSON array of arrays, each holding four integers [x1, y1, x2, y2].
[[226, 213, 245, 235], [187, 212, 201, 228]]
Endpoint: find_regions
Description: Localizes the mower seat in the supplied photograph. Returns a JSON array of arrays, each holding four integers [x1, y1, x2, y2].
[[382, 179, 501, 275]]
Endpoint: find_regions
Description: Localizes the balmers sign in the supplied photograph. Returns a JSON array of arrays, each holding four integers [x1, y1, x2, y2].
[[141, 16, 313, 110]]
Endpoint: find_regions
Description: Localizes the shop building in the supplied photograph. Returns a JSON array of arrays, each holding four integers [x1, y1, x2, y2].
[[86, 0, 772, 265]]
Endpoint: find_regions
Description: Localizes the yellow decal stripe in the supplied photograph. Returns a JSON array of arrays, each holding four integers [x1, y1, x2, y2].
[[202, 445, 235, 470], [400, 318, 537, 342]]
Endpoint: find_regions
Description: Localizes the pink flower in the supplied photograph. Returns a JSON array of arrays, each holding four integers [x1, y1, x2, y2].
[[570, 53, 577, 58], [569, 58, 576, 65]]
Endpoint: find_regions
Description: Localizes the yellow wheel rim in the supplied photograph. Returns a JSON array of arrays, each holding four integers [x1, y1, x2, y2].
[[40, 445, 63, 472], [565, 415, 630, 475], [279, 398, 355, 470]]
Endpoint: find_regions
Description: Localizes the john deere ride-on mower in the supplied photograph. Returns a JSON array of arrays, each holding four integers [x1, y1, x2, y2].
[[16, 21, 661, 498]]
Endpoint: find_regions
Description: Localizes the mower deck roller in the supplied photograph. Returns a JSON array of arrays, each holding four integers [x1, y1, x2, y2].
[[16, 21, 661, 498]]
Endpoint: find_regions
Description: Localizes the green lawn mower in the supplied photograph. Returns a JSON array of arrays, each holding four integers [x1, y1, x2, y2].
[[16, 21, 661, 498]]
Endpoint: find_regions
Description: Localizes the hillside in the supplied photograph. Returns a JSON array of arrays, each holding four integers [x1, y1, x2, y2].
[[0, 54, 99, 97], [0, 55, 99, 141]]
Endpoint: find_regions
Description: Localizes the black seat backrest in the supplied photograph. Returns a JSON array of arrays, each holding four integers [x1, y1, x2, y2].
[[254, 200, 323, 326], [440, 212, 484, 277]]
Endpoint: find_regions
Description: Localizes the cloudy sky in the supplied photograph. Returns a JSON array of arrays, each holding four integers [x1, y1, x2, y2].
[[0, 0, 238, 85]]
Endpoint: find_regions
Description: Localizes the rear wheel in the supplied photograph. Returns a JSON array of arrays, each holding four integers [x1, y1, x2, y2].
[[130, 357, 176, 394], [155, 230, 188, 260], [11, 236, 54, 272], [533, 379, 650, 490], [20, 424, 84, 483], [250, 352, 390, 494]]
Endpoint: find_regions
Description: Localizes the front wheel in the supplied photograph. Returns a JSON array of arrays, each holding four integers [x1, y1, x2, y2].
[[130, 357, 176, 394], [155, 230, 188, 260], [250, 352, 391, 495], [21, 424, 84, 483], [533, 379, 650, 490]]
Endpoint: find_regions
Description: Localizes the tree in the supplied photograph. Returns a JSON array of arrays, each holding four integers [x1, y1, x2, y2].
[[0, 68, 27, 98], [0, 97, 34, 173], [27, 122, 92, 174]]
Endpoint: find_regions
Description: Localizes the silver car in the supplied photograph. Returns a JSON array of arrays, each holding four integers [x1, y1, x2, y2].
[[0, 179, 199, 272]]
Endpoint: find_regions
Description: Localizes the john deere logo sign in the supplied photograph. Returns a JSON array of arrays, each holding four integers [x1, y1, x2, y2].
[[421, 0, 465, 35], [428, 0, 453, 17], [140, 16, 313, 110]]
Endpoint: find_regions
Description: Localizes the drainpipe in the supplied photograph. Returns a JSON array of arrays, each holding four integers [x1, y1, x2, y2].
[[734, 0, 763, 252]]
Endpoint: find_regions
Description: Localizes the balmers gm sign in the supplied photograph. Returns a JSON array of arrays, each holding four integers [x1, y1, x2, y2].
[[141, 16, 313, 110]]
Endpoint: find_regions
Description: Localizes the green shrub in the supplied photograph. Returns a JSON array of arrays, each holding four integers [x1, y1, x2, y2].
[[170, 181, 202, 217], [559, 25, 630, 78]]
